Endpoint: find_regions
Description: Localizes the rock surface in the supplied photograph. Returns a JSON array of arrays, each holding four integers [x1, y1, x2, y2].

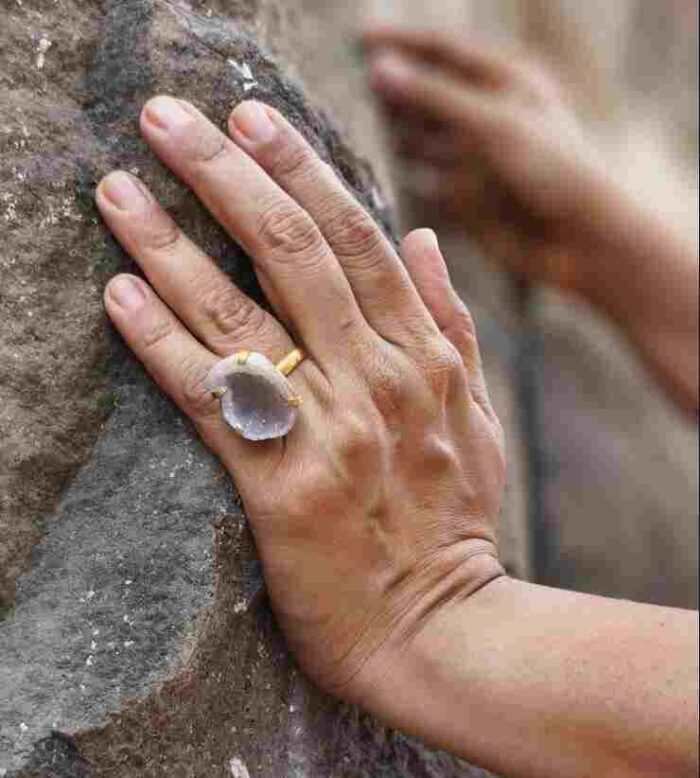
[[0, 0, 495, 775]]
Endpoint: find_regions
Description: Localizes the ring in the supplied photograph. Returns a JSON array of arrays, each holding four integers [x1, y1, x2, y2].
[[276, 347, 306, 377], [205, 348, 306, 441]]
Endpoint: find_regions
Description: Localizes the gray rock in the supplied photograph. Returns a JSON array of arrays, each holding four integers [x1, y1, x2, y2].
[[0, 0, 495, 775]]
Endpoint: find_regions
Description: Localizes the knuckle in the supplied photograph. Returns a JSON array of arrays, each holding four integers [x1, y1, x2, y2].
[[450, 306, 478, 344], [187, 125, 229, 164], [256, 200, 325, 261], [421, 433, 461, 478], [335, 410, 382, 467], [365, 347, 413, 418], [180, 358, 218, 417], [274, 463, 336, 523], [269, 135, 318, 181], [197, 134, 229, 163], [156, 104, 229, 165], [421, 339, 466, 396], [324, 202, 385, 265], [196, 281, 266, 343], [492, 418, 506, 463], [443, 304, 482, 369], [143, 212, 181, 252], [141, 316, 174, 350]]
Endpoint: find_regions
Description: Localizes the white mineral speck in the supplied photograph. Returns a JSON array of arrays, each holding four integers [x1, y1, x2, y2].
[[370, 186, 384, 210], [35, 36, 52, 69], [227, 60, 257, 93], [86, 655, 94, 666], [19, 722, 28, 733], [228, 757, 251, 778]]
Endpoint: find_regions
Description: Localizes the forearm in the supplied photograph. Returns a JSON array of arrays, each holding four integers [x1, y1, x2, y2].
[[571, 176, 699, 413], [355, 576, 699, 778]]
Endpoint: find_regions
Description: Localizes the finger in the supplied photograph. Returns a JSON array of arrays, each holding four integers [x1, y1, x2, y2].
[[368, 50, 503, 141], [400, 229, 491, 410], [362, 25, 518, 88], [139, 96, 370, 365], [392, 122, 459, 167], [103, 273, 268, 469], [96, 170, 292, 360], [227, 101, 438, 348]]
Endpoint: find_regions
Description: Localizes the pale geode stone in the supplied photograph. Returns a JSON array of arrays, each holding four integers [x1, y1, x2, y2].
[[205, 352, 299, 441]]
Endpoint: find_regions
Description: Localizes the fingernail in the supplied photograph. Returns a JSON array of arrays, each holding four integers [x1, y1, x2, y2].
[[230, 101, 277, 144], [143, 95, 191, 131], [423, 228, 439, 251], [108, 276, 146, 311], [370, 50, 413, 87], [100, 171, 148, 211]]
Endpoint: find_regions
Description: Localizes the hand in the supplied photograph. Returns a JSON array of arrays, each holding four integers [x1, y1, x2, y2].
[[96, 97, 505, 695], [363, 25, 607, 290], [364, 25, 699, 413]]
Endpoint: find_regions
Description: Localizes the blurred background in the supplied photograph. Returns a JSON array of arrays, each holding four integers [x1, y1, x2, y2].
[[286, 0, 699, 607]]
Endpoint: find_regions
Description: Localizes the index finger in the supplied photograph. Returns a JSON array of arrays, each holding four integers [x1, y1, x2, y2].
[[368, 50, 502, 137], [362, 25, 518, 88]]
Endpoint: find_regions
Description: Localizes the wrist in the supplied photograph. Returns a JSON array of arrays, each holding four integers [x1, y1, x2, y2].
[[341, 546, 506, 710]]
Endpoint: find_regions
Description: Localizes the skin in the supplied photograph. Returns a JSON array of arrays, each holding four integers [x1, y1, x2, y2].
[[94, 55, 698, 778], [364, 25, 699, 414]]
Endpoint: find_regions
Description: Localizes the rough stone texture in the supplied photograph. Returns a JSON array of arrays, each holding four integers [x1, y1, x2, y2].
[[2, 0, 698, 775], [0, 0, 497, 775]]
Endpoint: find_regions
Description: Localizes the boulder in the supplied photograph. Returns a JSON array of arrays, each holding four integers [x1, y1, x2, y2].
[[0, 1, 495, 775]]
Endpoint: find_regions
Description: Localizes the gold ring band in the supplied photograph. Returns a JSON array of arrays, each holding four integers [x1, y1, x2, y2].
[[276, 348, 306, 377]]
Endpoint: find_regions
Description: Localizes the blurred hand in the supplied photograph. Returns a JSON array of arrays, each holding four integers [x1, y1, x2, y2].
[[364, 25, 605, 289], [96, 97, 505, 693], [364, 25, 699, 414]]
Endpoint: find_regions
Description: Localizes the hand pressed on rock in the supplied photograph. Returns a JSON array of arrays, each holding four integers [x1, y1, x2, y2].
[[95, 97, 506, 693], [95, 95, 698, 778]]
